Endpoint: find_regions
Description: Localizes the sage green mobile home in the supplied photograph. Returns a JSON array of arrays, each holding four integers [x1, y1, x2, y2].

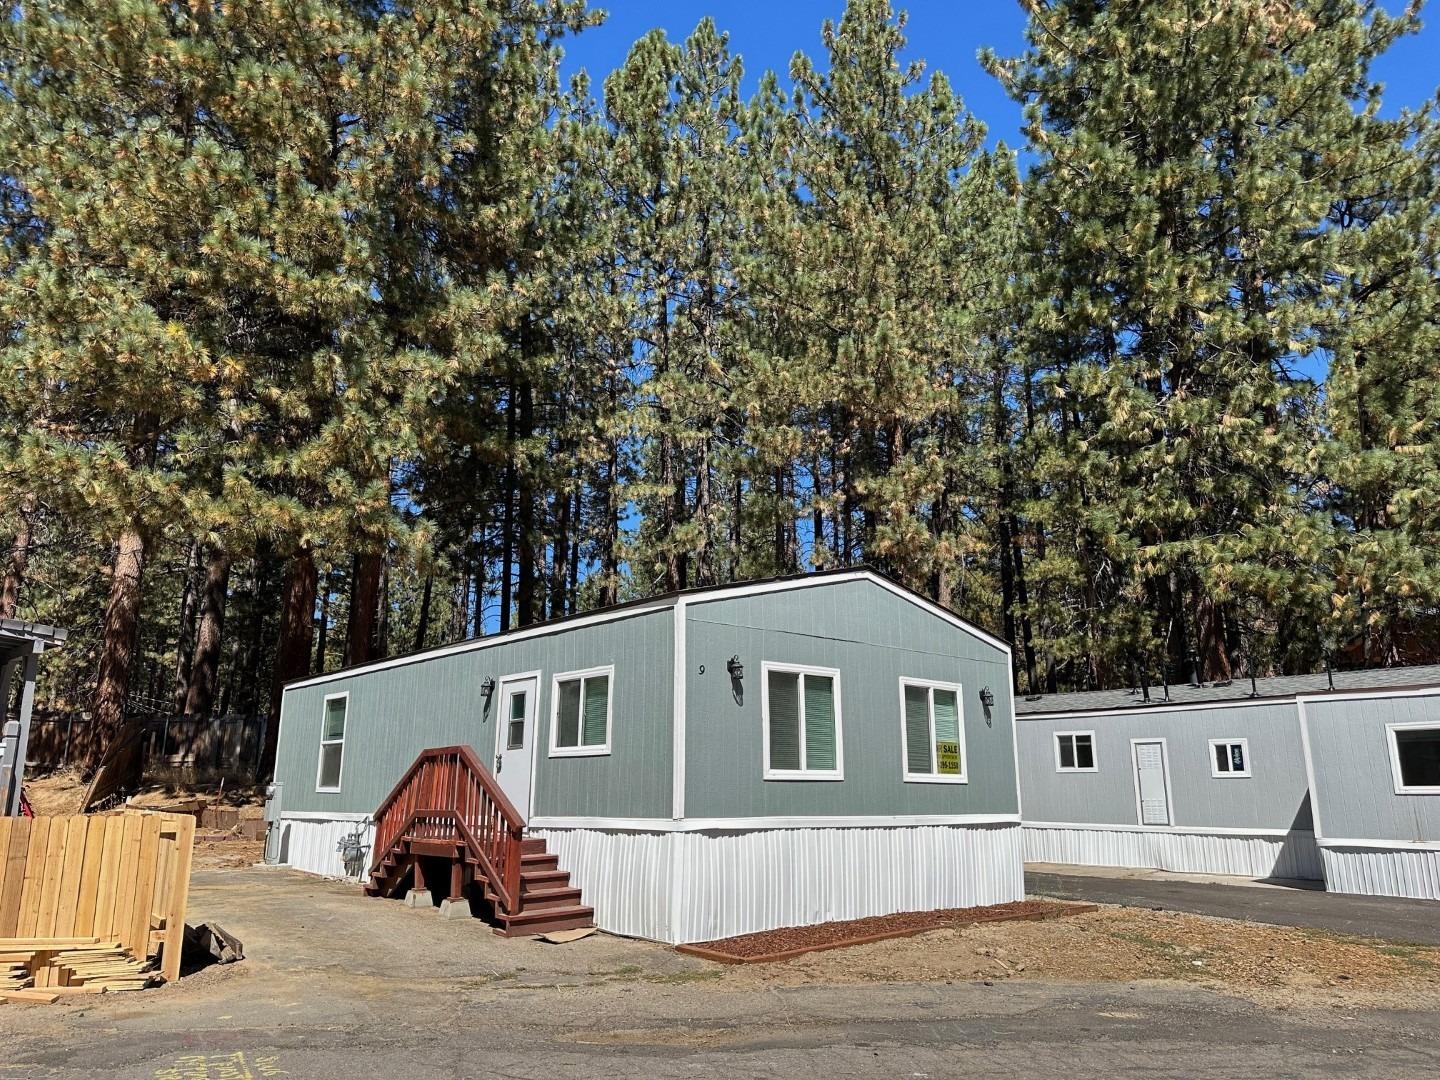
[[269, 570, 1024, 943]]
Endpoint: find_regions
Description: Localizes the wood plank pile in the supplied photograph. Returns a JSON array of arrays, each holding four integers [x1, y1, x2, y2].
[[0, 936, 157, 1003]]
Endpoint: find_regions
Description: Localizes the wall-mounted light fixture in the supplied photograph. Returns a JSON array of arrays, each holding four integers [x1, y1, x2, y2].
[[979, 686, 995, 726], [727, 655, 744, 681], [480, 676, 496, 699]]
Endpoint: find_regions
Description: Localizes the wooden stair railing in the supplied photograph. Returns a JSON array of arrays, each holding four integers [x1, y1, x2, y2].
[[368, 745, 525, 914]]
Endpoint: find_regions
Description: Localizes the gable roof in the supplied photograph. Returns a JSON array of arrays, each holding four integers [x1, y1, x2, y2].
[[285, 567, 1009, 692], [1016, 662, 1440, 718]]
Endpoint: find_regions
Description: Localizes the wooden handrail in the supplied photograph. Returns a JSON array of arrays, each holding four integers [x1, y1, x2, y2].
[[368, 745, 525, 913]]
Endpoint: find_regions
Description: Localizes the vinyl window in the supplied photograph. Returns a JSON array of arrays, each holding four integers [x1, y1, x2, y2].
[[1209, 738, 1251, 778], [763, 662, 843, 780], [315, 693, 348, 792], [901, 678, 967, 783], [550, 666, 613, 756], [1388, 723, 1440, 795], [1055, 731, 1096, 773]]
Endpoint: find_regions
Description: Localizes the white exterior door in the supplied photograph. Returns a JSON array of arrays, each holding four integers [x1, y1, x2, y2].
[[1132, 739, 1172, 826], [493, 674, 538, 817]]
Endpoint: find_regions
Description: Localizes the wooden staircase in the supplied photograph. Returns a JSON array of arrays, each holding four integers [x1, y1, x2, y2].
[[363, 745, 593, 937]]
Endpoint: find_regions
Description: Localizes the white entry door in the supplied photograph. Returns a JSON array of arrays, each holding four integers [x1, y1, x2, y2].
[[493, 674, 539, 816], [1132, 739, 1173, 826]]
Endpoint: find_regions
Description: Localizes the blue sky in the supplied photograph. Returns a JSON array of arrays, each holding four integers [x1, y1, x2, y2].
[[560, 1, 1440, 150]]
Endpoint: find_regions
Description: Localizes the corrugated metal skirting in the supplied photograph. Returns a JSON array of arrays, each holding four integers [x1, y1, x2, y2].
[[1320, 845, 1440, 901], [536, 822, 1024, 944], [1023, 824, 1322, 881], [272, 816, 376, 880]]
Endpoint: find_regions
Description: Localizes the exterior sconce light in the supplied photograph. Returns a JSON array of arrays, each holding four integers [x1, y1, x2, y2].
[[481, 676, 496, 698], [979, 686, 995, 709], [727, 655, 744, 681]]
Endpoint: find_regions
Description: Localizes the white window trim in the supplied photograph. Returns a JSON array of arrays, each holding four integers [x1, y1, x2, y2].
[[1386, 721, 1440, 796], [761, 661, 844, 781], [314, 691, 348, 793], [1054, 730, 1098, 773], [898, 677, 969, 784], [1209, 737, 1252, 778], [548, 664, 615, 758]]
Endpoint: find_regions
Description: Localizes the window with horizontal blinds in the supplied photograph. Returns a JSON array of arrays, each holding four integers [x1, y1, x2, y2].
[[767, 669, 801, 771], [901, 680, 965, 780], [553, 669, 611, 752], [803, 675, 836, 771], [765, 665, 841, 777], [904, 684, 932, 773]]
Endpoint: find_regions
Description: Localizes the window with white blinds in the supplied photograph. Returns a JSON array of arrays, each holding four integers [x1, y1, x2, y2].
[[550, 666, 613, 756], [763, 663, 843, 779], [900, 679, 967, 783]]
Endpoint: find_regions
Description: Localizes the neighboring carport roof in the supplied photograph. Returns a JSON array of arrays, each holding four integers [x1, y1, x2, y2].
[[0, 618, 68, 662], [1017, 662, 1440, 717]]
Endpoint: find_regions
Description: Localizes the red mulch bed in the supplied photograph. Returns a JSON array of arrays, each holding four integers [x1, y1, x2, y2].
[[677, 900, 1096, 964]]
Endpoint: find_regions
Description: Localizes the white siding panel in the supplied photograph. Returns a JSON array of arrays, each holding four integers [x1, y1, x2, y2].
[[529, 827, 673, 941], [1023, 824, 1322, 880], [1320, 845, 1440, 901], [273, 815, 376, 880], [670, 823, 1023, 944]]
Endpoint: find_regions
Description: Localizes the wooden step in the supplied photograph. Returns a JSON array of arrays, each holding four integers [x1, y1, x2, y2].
[[519, 838, 547, 855], [520, 852, 559, 872], [494, 904, 594, 938], [485, 884, 582, 912], [519, 869, 571, 891]]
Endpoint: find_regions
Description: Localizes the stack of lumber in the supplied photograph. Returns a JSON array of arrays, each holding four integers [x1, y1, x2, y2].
[[0, 811, 195, 986], [0, 936, 157, 1003]]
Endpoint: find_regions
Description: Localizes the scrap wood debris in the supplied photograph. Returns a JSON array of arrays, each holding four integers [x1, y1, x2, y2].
[[0, 936, 158, 1002]]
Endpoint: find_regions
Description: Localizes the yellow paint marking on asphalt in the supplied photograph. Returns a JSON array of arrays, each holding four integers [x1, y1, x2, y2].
[[154, 1051, 285, 1079]]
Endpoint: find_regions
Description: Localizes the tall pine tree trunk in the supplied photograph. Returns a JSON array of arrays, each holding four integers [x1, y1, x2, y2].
[[80, 526, 147, 774], [516, 383, 536, 627], [345, 551, 382, 666], [170, 540, 202, 713], [183, 548, 231, 718], [260, 547, 317, 779], [414, 570, 433, 651], [551, 488, 570, 620], [1, 492, 38, 619]]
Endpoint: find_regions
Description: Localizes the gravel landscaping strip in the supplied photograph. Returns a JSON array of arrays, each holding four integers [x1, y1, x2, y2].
[[678, 900, 1096, 963]]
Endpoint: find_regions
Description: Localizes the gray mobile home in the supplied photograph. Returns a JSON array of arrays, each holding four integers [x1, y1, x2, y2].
[[1300, 686, 1440, 900], [1017, 666, 1440, 900], [269, 570, 1024, 942]]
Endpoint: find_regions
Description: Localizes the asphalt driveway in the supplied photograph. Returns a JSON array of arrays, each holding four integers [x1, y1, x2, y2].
[[1027, 866, 1440, 944]]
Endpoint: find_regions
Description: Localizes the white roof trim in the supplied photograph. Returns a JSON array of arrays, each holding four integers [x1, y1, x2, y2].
[[1019, 696, 1296, 720], [284, 570, 1010, 693], [1296, 685, 1440, 704]]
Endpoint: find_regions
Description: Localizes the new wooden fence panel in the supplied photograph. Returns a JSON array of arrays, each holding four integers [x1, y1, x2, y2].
[[0, 813, 194, 982]]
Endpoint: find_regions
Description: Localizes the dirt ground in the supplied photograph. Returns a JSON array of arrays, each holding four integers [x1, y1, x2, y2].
[[191, 835, 266, 870], [719, 904, 1440, 1009], [23, 767, 87, 815]]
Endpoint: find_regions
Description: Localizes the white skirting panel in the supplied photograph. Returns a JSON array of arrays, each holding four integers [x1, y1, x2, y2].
[[1320, 844, 1440, 901], [534, 822, 1025, 945], [272, 815, 376, 880], [1023, 824, 1322, 881], [529, 827, 673, 941]]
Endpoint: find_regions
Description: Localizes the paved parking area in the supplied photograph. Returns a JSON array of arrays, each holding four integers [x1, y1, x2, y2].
[[1026, 865, 1440, 945], [0, 866, 1437, 1079]]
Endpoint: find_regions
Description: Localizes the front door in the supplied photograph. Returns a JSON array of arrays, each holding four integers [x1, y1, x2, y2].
[[493, 674, 538, 817], [1132, 739, 1172, 826]]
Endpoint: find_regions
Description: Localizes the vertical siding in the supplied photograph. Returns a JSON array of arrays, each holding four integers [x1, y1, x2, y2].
[[1016, 702, 1311, 831], [530, 823, 1024, 944], [1303, 692, 1440, 844], [272, 816, 377, 880], [273, 608, 674, 820], [1319, 844, 1440, 901], [683, 579, 1018, 819], [1022, 824, 1322, 880], [669, 823, 1024, 944]]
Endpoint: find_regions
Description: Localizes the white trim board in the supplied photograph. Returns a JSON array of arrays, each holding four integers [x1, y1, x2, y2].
[[1296, 697, 1325, 839], [1019, 697, 1296, 721], [529, 813, 1022, 832], [1386, 720, 1440, 796], [280, 811, 375, 823], [1296, 685, 1440, 705], [1318, 836, 1440, 852], [1022, 821, 1310, 839], [284, 570, 1011, 694]]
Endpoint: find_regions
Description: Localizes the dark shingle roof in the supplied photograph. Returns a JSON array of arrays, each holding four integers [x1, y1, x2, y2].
[[1015, 663, 1440, 716]]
